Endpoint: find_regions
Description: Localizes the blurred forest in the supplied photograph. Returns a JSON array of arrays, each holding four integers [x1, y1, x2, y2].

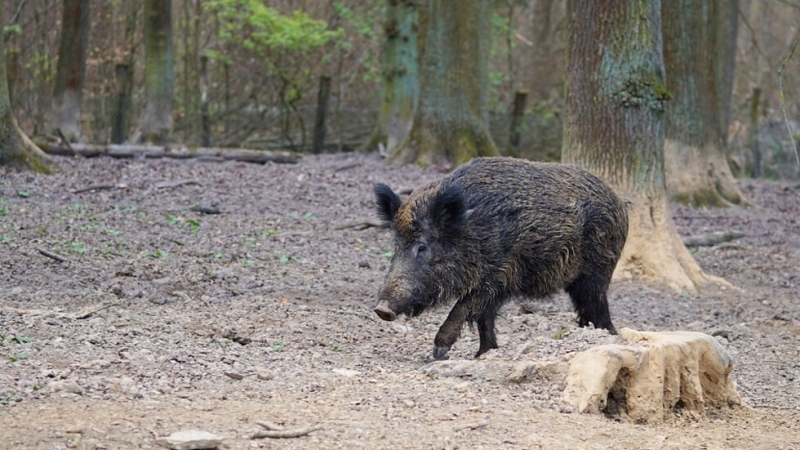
[[3, 0, 800, 178]]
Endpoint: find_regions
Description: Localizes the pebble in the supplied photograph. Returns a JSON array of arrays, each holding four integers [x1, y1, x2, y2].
[[155, 430, 222, 450], [48, 380, 84, 395]]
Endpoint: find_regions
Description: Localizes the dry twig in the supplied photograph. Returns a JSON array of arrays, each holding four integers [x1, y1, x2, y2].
[[37, 247, 70, 263], [255, 420, 284, 431], [72, 184, 117, 194], [250, 425, 321, 439], [454, 419, 490, 432], [334, 220, 382, 231], [1, 301, 119, 320]]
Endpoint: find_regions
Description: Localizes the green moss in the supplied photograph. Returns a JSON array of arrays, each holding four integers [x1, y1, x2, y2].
[[613, 72, 672, 111], [671, 187, 728, 208]]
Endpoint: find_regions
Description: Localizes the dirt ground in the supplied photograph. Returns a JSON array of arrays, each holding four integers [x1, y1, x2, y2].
[[1, 152, 799, 450]]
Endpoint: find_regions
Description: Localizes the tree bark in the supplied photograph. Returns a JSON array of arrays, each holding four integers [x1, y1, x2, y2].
[[0, 0, 56, 173], [389, 0, 498, 167], [509, 90, 528, 153], [48, 0, 90, 142], [199, 55, 210, 147], [562, 0, 722, 292], [312, 75, 331, 154], [359, 0, 418, 154], [662, 0, 748, 207], [112, 64, 132, 144], [136, 0, 174, 144]]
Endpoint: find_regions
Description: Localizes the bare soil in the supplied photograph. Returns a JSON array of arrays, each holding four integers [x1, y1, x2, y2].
[[1, 153, 799, 449]]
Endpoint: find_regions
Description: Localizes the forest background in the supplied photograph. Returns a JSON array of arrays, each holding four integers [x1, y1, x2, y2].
[[3, 0, 799, 181]]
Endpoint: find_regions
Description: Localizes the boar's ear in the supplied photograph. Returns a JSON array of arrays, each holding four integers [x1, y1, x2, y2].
[[430, 185, 466, 233], [374, 183, 402, 226]]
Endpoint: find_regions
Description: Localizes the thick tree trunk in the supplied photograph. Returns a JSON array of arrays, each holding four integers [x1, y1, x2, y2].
[[48, 0, 90, 142], [662, 0, 748, 208], [136, 0, 174, 144], [389, 0, 498, 167], [359, 0, 418, 154], [0, 0, 55, 173], [562, 0, 722, 292]]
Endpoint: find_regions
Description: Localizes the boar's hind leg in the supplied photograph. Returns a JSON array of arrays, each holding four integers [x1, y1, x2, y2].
[[433, 301, 470, 360], [565, 268, 617, 335], [475, 312, 499, 358]]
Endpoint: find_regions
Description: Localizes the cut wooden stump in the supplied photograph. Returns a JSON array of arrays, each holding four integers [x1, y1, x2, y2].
[[38, 143, 302, 164]]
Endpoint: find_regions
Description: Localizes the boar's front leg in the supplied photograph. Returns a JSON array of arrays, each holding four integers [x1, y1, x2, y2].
[[433, 300, 470, 360]]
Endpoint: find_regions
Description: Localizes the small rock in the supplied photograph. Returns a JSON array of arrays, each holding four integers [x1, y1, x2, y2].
[[48, 380, 84, 395], [333, 368, 361, 377], [391, 323, 412, 335], [357, 260, 370, 269], [224, 372, 244, 381], [214, 268, 236, 280], [155, 430, 222, 450], [65, 425, 84, 434], [256, 371, 274, 381]]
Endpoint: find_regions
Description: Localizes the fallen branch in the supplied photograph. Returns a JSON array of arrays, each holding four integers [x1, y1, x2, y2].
[[56, 129, 75, 154], [38, 143, 302, 165], [1, 301, 118, 320], [250, 425, 321, 439], [35, 248, 101, 271], [190, 204, 220, 214], [72, 184, 118, 194], [37, 247, 70, 263], [255, 420, 284, 431], [154, 179, 202, 189], [333, 163, 360, 173], [682, 230, 745, 247], [72, 301, 119, 319], [334, 220, 382, 231], [454, 419, 490, 432]]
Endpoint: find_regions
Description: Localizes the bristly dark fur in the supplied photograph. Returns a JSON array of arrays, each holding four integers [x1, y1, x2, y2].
[[428, 184, 466, 236], [374, 183, 401, 227], [373, 157, 629, 361]]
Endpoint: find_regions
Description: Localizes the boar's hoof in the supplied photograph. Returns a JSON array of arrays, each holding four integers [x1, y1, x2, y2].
[[433, 346, 451, 361], [374, 304, 397, 321]]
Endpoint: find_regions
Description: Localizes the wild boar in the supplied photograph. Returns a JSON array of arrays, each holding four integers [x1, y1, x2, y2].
[[373, 157, 628, 360]]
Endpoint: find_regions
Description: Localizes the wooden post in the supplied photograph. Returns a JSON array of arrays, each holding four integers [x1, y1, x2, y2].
[[750, 87, 761, 178], [112, 64, 132, 144], [312, 75, 332, 154], [200, 55, 211, 147], [509, 90, 528, 152]]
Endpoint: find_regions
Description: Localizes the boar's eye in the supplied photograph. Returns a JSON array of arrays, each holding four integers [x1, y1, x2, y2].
[[414, 243, 428, 257]]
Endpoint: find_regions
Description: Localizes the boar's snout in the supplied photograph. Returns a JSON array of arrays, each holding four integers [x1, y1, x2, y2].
[[374, 301, 397, 321]]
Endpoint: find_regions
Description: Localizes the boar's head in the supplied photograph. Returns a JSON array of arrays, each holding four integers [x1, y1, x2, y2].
[[372, 182, 472, 322]]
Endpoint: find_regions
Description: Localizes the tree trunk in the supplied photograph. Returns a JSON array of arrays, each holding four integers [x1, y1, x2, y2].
[[0, 0, 56, 173], [662, 0, 748, 207], [509, 90, 528, 153], [389, 0, 498, 167], [112, 64, 132, 144], [136, 0, 174, 144], [562, 0, 722, 292], [312, 75, 331, 154], [48, 0, 90, 142], [359, 0, 418, 154], [199, 55, 210, 148]]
